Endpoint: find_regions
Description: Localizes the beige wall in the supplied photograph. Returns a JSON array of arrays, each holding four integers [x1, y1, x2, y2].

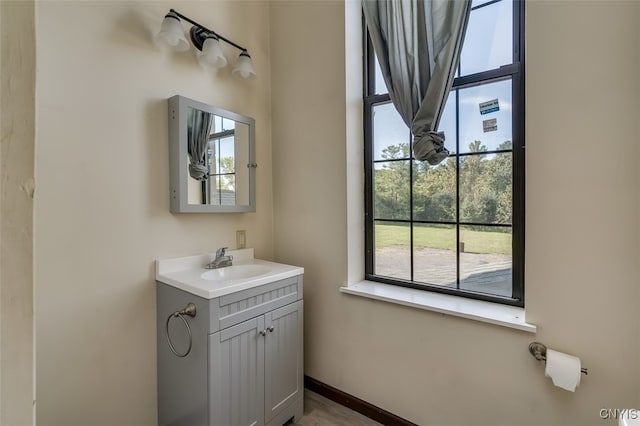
[[271, 1, 640, 425], [0, 1, 36, 425], [35, 2, 272, 424]]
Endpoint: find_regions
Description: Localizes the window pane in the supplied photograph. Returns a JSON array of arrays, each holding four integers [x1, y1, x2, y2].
[[413, 158, 456, 222], [374, 53, 387, 94], [221, 117, 235, 131], [374, 161, 410, 220], [459, 152, 512, 225], [210, 176, 222, 206], [219, 136, 235, 174], [374, 221, 410, 280], [213, 115, 223, 131], [459, 225, 512, 297], [219, 175, 236, 206], [413, 224, 457, 286], [207, 142, 216, 173], [459, 0, 513, 76], [458, 79, 512, 153], [373, 103, 410, 161], [438, 91, 457, 154]]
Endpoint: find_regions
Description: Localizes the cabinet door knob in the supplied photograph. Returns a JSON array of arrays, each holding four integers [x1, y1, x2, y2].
[[267, 326, 274, 333], [259, 330, 266, 337]]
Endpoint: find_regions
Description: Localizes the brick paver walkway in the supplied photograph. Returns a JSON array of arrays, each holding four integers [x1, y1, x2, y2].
[[375, 247, 512, 297]]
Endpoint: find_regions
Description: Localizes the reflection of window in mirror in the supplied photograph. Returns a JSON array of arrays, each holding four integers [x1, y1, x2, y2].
[[206, 116, 237, 206], [233, 123, 250, 206], [184, 113, 251, 207]]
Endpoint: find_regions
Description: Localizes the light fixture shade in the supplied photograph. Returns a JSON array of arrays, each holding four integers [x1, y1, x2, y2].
[[232, 52, 256, 79], [155, 12, 189, 52], [198, 37, 227, 69]]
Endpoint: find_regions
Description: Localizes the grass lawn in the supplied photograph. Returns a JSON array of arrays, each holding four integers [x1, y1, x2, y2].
[[375, 223, 511, 255]]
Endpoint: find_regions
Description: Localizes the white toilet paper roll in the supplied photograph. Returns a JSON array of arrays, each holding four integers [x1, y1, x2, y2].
[[544, 348, 582, 392]]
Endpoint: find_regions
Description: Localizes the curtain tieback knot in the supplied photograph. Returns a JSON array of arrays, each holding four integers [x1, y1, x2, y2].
[[188, 163, 210, 181], [413, 131, 450, 165]]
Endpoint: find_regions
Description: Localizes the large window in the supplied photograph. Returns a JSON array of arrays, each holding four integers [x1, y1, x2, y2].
[[364, 0, 525, 306]]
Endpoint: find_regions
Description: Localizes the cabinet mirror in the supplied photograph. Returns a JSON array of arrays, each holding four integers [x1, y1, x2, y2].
[[168, 95, 256, 213]]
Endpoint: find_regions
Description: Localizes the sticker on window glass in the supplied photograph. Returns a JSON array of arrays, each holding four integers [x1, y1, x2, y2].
[[479, 98, 500, 115], [483, 118, 498, 133]]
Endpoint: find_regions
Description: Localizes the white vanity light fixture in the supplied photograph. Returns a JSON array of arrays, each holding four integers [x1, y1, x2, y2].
[[155, 9, 256, 79], [232, 52, 256, 79], [154, 11, 189, 52], [198, 36, 227, 69]]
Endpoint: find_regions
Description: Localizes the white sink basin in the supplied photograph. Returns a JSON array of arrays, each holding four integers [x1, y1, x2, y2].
[[200, 264, 271, 281], [156, 248, 304, 299]]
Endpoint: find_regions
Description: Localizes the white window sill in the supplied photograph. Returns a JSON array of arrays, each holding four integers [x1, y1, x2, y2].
[[339, 281, 536, 333]]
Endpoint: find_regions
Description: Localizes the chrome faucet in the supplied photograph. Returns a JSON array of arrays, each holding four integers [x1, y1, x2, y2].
[[206, 247, 233, 269]]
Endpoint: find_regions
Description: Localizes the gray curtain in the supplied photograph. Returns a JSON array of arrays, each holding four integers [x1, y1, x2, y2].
[[363, 0, 471, 165], [187, 108, 214, 181]]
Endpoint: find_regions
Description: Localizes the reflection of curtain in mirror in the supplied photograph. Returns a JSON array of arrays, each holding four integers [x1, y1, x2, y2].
[[187, 108, 214, 181]]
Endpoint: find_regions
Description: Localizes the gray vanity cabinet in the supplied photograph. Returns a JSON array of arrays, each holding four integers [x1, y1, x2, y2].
[[157, 274, 304, 426], [209, 315, 264, 426], [264, 302, 303, 421], [209, 301, 303, 426]]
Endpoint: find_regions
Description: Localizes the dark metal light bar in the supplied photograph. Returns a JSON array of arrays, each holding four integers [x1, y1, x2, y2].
[[169, 8, 248, 52]]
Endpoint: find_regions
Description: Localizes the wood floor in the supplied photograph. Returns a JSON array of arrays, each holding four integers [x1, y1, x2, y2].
[[290, 390, 382, 426]]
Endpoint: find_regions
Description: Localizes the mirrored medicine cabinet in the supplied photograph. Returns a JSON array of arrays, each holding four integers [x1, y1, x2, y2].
[[168, 95, 256, 213]]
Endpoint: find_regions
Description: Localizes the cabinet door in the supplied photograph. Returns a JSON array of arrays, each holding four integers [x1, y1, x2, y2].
[[209, 316, 265, 426], [264, 301, 303, 422]]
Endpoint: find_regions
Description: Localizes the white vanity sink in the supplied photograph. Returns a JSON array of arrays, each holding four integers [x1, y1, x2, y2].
[[156, 248, 303, 299], [200, 264, 271, 281]]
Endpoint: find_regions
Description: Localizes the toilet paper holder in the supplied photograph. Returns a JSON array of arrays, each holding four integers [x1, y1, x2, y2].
[[529, 342, 588, 375]]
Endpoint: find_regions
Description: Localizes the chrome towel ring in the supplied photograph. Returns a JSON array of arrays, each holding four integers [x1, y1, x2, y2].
[[166, 303, 197, 358]]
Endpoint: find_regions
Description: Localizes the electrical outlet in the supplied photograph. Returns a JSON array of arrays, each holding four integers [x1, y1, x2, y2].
[[236, 230, 246, 249]]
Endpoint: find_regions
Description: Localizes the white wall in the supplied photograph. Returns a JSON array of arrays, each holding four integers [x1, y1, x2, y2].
[[0, 1, 36, 424], [271, 1, 640, 425], [35, 2, 272, 424]]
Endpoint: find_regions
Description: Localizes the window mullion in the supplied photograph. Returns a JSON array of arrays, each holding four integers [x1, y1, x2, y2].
[[410, 130, 415, 282], [455, 89, 461, 291], [452, 65, 519, 90]]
